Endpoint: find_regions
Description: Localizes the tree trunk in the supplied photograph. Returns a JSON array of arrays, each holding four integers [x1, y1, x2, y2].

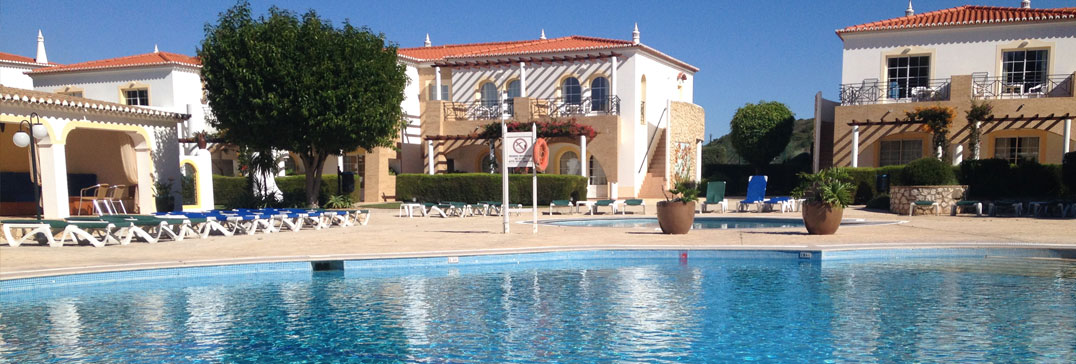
[[301, 152, 328, 208]]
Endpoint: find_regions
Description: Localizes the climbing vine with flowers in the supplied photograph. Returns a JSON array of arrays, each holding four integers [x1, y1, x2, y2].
[[906, 105, 956, 161]]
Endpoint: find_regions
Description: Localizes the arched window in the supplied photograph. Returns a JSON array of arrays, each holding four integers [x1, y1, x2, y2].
[[559, 151, 580, 175], [480, 82, 499, 108], [589, 156, 606, 185], [507, 80, 521, 99], [591, 77, 609, 111], [562, 77, 581, 105]]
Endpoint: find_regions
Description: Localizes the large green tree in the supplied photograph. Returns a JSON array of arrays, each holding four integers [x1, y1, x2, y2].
[[729, 101, 795, 173], [199, 2, 407, 206]]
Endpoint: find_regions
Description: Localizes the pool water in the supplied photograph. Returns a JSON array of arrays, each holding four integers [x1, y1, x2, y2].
[[1, 256, 1074, 362], [543, 216, 882, 229]]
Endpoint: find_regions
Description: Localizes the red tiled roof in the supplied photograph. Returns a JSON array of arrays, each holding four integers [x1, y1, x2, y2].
[[0, 51, 58, 66], [837, 5, 1076, 38], [30, 51, 200, 74], [398, 36, 634, 61]]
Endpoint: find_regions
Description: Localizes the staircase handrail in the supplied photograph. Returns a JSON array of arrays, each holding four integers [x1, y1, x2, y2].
[[638, 105, 669, 174]]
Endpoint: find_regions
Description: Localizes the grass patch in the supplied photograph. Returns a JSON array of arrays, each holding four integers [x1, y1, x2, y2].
[[360, 202, 402, 209]]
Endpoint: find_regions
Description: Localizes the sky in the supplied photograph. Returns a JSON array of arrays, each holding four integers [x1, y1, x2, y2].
[[2, 0, 1072, 139]]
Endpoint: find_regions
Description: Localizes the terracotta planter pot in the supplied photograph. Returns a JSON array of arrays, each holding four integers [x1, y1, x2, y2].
[[656, 200, 696, 234], [802, 202, 843, 235]]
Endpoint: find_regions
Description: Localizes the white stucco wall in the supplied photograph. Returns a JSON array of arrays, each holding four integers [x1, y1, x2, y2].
[[0, 63, 38, 89], [841, 21, 1076, 84], [447, 52, 618, 103]]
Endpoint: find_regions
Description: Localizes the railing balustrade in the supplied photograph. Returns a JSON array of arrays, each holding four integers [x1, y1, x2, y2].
[[445, 96, 621, 120], [839, 78, 951, 105], [543, 96, 621, 117], [443, 101, 506, 120], [972, 74, 1073, 100]]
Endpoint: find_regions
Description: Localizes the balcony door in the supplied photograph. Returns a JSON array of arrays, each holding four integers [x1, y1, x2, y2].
[[886, 55, 930, 100]]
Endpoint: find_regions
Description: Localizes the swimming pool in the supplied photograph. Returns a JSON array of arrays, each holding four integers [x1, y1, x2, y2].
[[542, 216, 893, 229], [1, 250, 1074, 362]]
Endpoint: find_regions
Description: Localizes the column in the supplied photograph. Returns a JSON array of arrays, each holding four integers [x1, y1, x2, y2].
[[695, 140, 703, 182], [426, 140, 435, 175], [195, 151, 215, 211], [35, 142, 70, 219], [974, 121, 982, 160], [579, 135, 588, 179], [610, 56, 618, 100], [1064, 118, 1072, 155], [953, 144, 963, 165], [433, 66, 442, 101], [519, 62, 527, 98], [135, 146, 155, 213], [851, 126, 859, 168]]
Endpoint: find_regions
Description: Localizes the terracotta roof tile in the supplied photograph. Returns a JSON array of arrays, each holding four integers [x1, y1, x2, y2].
[[837, 5, 1076, 38], [0, 51, 59, 66], [30, 51, 200, 74], [398, 36, 634, 61]]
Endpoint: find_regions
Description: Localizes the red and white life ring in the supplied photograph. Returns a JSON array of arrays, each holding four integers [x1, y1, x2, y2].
[[533, 138, 550, 172]]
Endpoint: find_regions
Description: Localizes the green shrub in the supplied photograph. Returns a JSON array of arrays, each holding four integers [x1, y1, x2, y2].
[[844, 166, 903, 204], [865, 195, 890, 210], [957, 159, 1063, 200], [898, 157, 956, 186], [396, 173, 586, 205], [212, 175, 249, 208], [702, 160, 810, 196], [213, 174, 360, 208]]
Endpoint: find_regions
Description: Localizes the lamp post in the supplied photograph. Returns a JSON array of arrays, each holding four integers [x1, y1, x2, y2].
[[12, 113, 48, 220]]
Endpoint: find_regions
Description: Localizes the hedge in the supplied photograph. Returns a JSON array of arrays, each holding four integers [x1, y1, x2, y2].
[[213, 174, 361, 208], [898, 157, 957, 186], [701, 163, 810, 196], [396, 173, 587, 205], [1064, 151, 1076, 197], [958, 159, 1063, 200]]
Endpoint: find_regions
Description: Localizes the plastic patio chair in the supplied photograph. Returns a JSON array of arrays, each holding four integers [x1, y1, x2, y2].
[[700, 181, 728, 213], [737, 176, 768, 212]]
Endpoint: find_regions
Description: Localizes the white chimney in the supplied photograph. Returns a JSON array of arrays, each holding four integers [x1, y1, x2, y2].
[[1021, 0, 1030, 9], [539, 29, 546, 40], [424, 33, 431, 47], [632, 23, 640, 44], [906, 1, 915, 16], [35, 30, 48, 64], [154, 44, 160, 53]]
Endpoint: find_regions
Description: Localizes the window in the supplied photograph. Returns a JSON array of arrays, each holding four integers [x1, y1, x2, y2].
[[886, 55, 929, 99], [507, 80, 521, 99], [124, 89, 149, 106], [589, 156, 606, 185], [480, 82, 499, 108], [879, 139, 922, 166], [1002, 49, 1048, 93], [559, 151, 580, 175], [427, 84, 450, 101], [590, 77, 609, 111], [994, 137, 1039, 163], [343, 154, 365, 173], [562, 77, 581, 105]]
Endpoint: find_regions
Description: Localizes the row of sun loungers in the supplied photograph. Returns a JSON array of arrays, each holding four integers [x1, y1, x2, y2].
[[0, 208, 370, 248]]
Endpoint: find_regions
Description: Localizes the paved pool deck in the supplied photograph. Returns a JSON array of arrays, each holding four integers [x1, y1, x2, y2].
[[2, 205, 1074, 280]]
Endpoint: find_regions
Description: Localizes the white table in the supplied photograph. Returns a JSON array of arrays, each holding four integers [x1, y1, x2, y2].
[[574, 201, 595, 215], [398, 203, 424, 218]]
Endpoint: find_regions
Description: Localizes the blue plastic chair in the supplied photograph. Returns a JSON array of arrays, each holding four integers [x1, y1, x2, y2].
[[738, 175, 768, 212]]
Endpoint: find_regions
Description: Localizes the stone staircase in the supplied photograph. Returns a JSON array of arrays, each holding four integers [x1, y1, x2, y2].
[[637, 130, 667, 198]]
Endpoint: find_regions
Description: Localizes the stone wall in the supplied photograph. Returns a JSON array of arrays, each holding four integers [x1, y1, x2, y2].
[[890, 185, 968, 215], [669, 101, 704, 179]]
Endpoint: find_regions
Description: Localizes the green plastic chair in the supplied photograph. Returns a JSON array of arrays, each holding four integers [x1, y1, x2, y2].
[[701, 181, 728, 213]]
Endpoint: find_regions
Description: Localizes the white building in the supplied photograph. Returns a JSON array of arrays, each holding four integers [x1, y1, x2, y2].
[[399, 26, 704, 199], [816, 1, 1075, 169]]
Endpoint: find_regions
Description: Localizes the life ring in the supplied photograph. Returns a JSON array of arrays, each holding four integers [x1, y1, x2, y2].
[[533, 138, 550, 172]]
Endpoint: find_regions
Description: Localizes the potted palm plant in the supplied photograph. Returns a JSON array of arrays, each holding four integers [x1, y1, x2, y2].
[[793, 168, 854, 235], [656, 178, 699, 234]]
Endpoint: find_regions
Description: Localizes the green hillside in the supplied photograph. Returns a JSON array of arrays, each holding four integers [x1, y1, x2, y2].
[[703, 118, 814, 165]]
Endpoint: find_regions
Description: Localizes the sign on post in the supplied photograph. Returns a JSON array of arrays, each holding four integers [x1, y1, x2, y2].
[[505, 131, 534, 168]]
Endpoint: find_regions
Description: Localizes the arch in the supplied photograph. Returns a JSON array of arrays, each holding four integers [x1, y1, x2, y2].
[[179, 159, 202, 211], [506, 79, 522, 99], [557, 150, 581, 175], [562, 77, 582, 105], [590, 76, 609, 111], [59, 120, 153, 149], [480, 82, 499, 107], [588, 155, 607, 185]]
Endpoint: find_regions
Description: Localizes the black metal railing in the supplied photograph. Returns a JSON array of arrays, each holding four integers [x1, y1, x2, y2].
[[972, 74, 1073, 100], [839, 78, 951, 105], [544, 96, 621, 117]]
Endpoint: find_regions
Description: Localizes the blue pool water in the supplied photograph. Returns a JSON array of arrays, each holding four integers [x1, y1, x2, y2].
[[543, 216, 884, 229], [1, 254, 1074, 362]]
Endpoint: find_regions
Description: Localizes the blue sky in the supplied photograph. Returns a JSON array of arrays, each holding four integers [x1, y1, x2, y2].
[[2, 0, 1071, 139]]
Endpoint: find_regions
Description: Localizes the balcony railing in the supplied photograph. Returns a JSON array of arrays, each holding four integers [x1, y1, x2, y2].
[[839, 78, 951, 105], [540, 96, 621, 118], [972, 74, 1073, 100], [444, 100, 508, 120]]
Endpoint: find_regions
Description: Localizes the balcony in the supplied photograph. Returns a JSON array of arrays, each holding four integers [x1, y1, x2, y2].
[[839, 78, 951, 106], [443, 100, 508, 120], [972, 73, 1073, 100], [533, 96, 621, 118]]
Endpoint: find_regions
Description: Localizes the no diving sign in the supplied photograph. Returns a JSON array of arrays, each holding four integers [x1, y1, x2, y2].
[[505, 131, 533, 168]]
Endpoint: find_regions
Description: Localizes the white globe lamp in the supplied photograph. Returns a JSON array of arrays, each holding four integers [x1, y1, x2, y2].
[[12, 131, 31, 148]]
